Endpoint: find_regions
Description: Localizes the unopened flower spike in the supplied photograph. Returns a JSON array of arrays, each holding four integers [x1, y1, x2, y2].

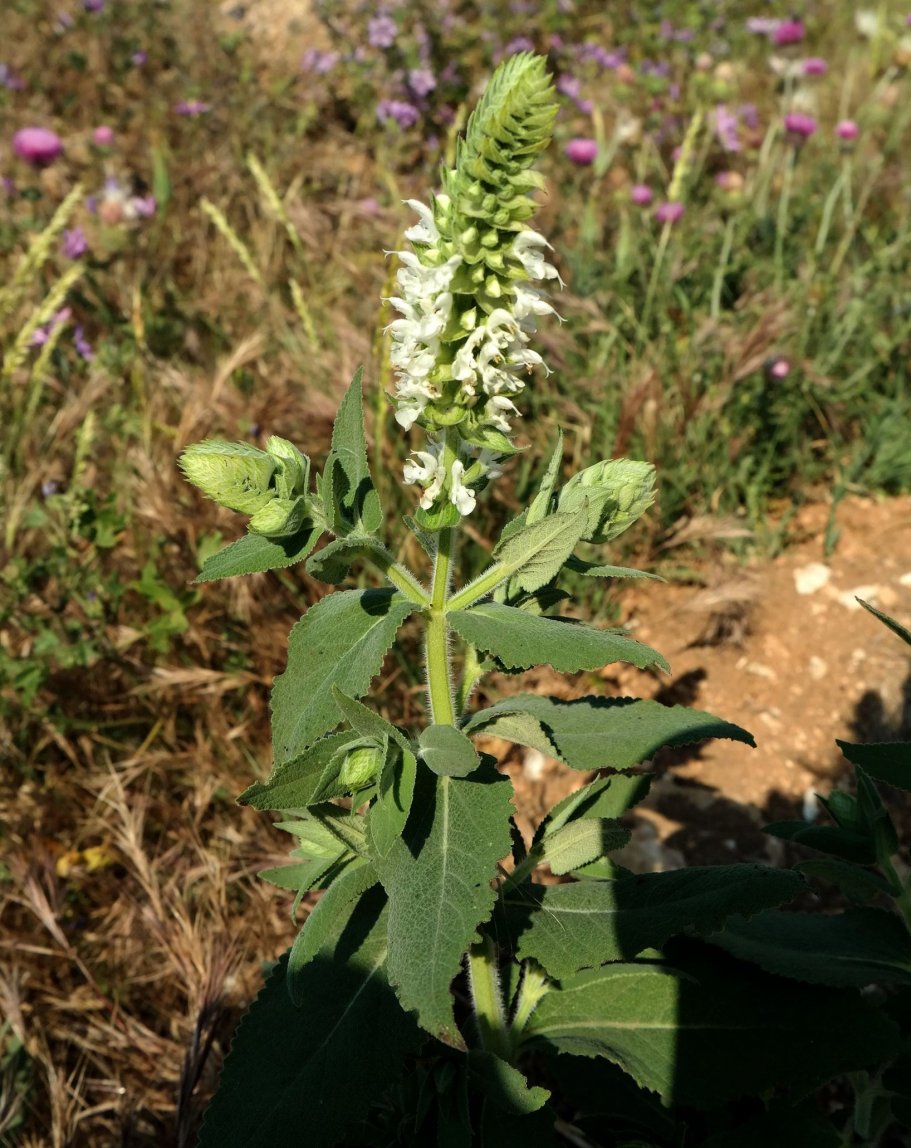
[[387, 52, 559, 518]]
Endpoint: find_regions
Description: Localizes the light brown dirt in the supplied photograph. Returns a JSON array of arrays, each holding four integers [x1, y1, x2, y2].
[[501, 495, 911, 869]]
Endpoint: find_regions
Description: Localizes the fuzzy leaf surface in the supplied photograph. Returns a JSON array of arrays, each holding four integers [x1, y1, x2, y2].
[[488, 504, 589, 594], [837, 739, 911, 792], [198, 891, 422, 1147], [710, 907, 911, 987], [542, 819, 631, 876], [418, 724, 480, 777], [504, 865, 803, 979], [272, 589, 416, 763], [195, 523, 322, 583], [449, 603, 669, 673], [325, 368, 383, 536], [763, 820, 877, 863], [367, 749, 417, 865], [374, 762, 514, 1048], [566, 556, 664, 581], [239, 731, 356, 810], [306, 535, 394, 584], [525, 947, 900, 1109], [467, 1051, 550, 1114], [796, 858, 892, 902], [464, 694, 754, 771], [332, 687, 411, 752]]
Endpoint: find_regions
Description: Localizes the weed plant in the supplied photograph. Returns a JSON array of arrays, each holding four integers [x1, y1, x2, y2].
[[1, 2, 911, 1142]]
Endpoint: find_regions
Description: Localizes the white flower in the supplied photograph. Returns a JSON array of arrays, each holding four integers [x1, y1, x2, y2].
[[485, 395, 521, 433], [855, 9, 881, 38], [512, 284, 557, 329], [512, 230, 562, 283], [449, 460, 476, 515], [403, 446, 446, 508], [403, 199, 440, 245]]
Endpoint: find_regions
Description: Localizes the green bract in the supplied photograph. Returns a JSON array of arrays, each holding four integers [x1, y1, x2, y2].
[[557, 458, 657, 543]]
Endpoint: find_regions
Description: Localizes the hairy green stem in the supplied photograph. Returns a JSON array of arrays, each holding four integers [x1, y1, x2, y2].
[[366, 553, 431, 607], [508, 962, 551, 1051], [426, 434, 458, 725], [467, 934, 510, 1059]]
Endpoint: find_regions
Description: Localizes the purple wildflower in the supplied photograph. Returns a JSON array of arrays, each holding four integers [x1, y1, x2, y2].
[[502, 36, 534, 55], [41, 480, 61, 498], [82, 0, 104, 11], [746, 17, 782, 36], [764, 356, 791, 381], [630, 184, 653, 206], [713, 104, 741, 152], [564, 138, 598, 165], [377, 99, 420, 129], [12, 127, 63, 167], [802, 57, 828, 75], [655, 201, 685, 224], [774, 20, 805, 45], [367, 13, 397, 49], [61, 228, 88, 259], [173, 99, 211, 116], [836, 119, 859, 141], [30, 307, 72, 347], [407, 67, 436, 98], [73, 326, 93, 361], [0, 64, 24, 91], [300, 48, 339, 74], [556, 74, 582, 100], [784, 112, 817, 139], [131, 50, 147, 66], [92, 125, 114, 146]]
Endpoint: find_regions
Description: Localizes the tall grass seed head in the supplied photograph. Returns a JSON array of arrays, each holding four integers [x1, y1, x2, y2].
[[387, 52, 559, 516]]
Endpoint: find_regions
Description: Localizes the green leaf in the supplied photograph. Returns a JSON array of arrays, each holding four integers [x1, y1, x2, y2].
[[239, 731, 357, 810], [543, 773, 652, 839], [466, 1050, 550, 1114], [449, 602, 669, 673], [418, 724, 480, 778], [524, 945, 901, 1109], [332, 686, 411, 753], [258, 857, 339, 893], [195, 523, 322, 582], [504, 864, 803, 979], [566, 555, 664, 581], [272, 589, 417, 763], [699, 1103, 842, 1148], [526, 431, 563, 524], [374, 762, 514, 1048], [796, 858, 892, 902], [287, 860, 378, 1003], [763, 820, 877, 863], [710, 907, 911, 987], [489, 504, 590, 594], [556, 458, 656, 544], [324, 368, 382, 536], [858, 598, 911, 648], [541, 818, 631, 875], [306, 535, 395, 584], [837, 739, 911, 792], [464, 694, 755, 771], [367, 748, 417, 865], [198, 889, 422, 1147]]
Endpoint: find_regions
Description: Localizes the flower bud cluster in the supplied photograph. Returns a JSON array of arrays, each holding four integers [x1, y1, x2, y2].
[[388, 52, 559, 517], [179, 435, 313, 537]]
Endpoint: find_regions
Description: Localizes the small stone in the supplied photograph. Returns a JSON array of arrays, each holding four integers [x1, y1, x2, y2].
[[743, 660, 776, 680], [899, 572, 911, 587], [522, 750, 547, 780], [794, 563, 831, 595], [838, 585, 880, 610], [808, 656, 828, 681]]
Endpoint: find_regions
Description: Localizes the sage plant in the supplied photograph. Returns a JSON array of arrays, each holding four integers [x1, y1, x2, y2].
[[180, 54, 908, 1148]]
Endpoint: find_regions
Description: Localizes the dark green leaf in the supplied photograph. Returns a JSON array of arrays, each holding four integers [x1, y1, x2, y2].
[[199, 890, 422, 1147], [258, 857, 337, 892], [449, 603, 669, 673], [539, 775, 652, 844], [272, 589, 417, 763], [710, 907, 911, 986], [505, 864, 803, 979], [837, 739, 911, 792], [466, 1051, 549, 1114], [287, 860, 378, 1002], [566, 555, 664, 581], [480, 1104, 558, 1147], [796, 858, 892, 902], [858, 598, 911, 648], [195, 523, 322, 583], [764, 820, 877, 863], [542, 819, 631, 876], [490, 504, 590, 594], [306, 535, 395, 584], [367, 749, 417, 865], [332, 687, 411, 752], [418, 724, 480, 778], [699, 1102, 841, 1148], [239, 731, 356, 810], [464, 694, 754, 771], [525, 945, 900, 1109], [374, 763, 514, 1048], [526, 431, 564, 524], [325, 368, 382, 536]]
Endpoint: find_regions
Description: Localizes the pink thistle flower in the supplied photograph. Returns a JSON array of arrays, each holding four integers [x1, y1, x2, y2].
[[774, 20, 805, 45], [564, 137, 598, 165], [764, 356, 791, 381], [655, 200, 684, 224], [836, 119, 859, 141], [802, 57, 828, 75], [92, 125, 114, 146], [630, 183, 653, 205], [784, 112, 817, 139], [12, 126, 63, 167]]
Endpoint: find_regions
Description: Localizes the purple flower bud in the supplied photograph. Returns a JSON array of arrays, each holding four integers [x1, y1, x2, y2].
[[836, 119, 859, 141], [12, 127, 63, 167], [784, 112, 817, 139], [564, 137, 598, 165], [764, 356, 791, 381], [630, 183, 653, 205], [802, 57, 828, 75], [131, 50, 147, 66], [61, 227, 88, 259], [655, 200, 684, 224], [773, 20, 805, 45], [92, 125, 114, 146], [173, 99, 210, 116]]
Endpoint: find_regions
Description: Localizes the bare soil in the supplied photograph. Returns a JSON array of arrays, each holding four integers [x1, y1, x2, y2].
[[501, 494, 911, 870]]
